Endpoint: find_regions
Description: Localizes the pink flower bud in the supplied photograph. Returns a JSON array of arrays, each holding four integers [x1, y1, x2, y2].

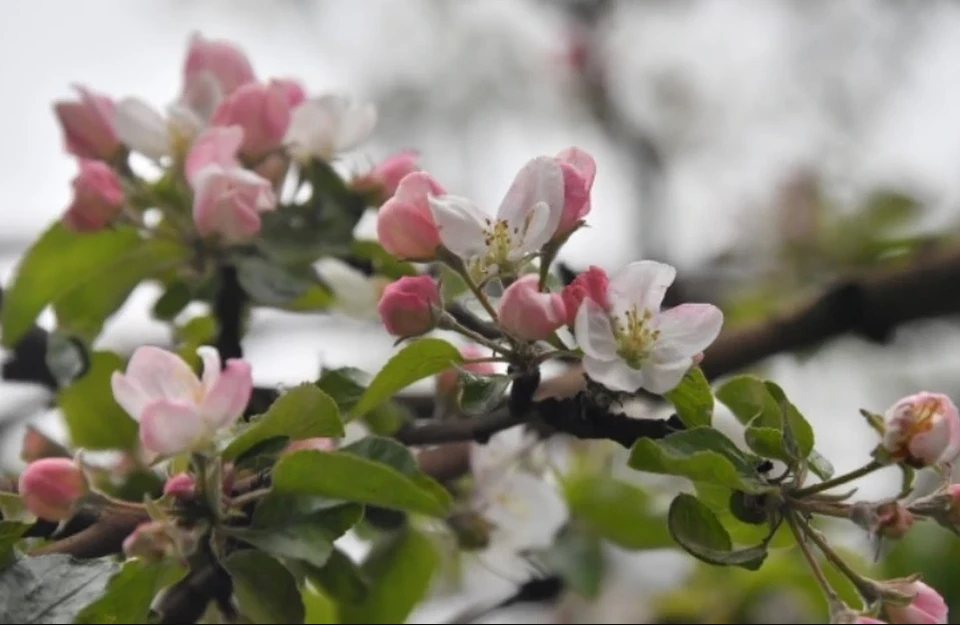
[[283, 437, 337, 455], [376, 172, 444, 261], [875, 502, 915, 540], [122, 521, 177, 561], [62, 160, 125, 233], [560, 265, 609, 327], [437, 346, 496, 398], [357, 150, 420, 202], [883, 393, 960, 468], [18, 458, 86, 521], [856, 618, 887, 624], [183, 33, 255, 100], [885, 581, 948, 624], [554, 147, 596, 237], [377, 275, 440, 337], [53, 85, 120, 161], [163, 473, 196, 498], [184, 126, 243, 185], [498, 275, 566, 342], [210, 79, 305, 159]]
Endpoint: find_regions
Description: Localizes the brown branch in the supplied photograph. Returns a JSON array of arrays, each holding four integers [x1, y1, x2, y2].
[[30, 507, 149, 559]]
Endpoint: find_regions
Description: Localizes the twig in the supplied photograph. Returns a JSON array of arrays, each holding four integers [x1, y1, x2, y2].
[[29, 507, 149, 558], [213, 264, 246, 363]]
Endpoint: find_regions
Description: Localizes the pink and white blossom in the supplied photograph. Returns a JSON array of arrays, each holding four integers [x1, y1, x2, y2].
[[376, 172, 444, 261], [111, 345, 253, 456], [428, 156, 565, 278], [182, 32, 255, 108], [53, 86, 120, 161], [358, 149, 420, 201], [574, 260, 723, 394], [210, 79, 305, 159], [498, 275, 566, 342], [555, 146, 596, 236], [62, 160, 125, 233], [885, 581, 948, 624], [882, 392, 960, 468], [284, 94, 377, 162], [561, 265, 610, 327]]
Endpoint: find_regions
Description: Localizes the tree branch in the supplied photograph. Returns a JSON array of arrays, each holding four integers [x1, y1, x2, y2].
[[213, 264, 246, 363], [29, 507, 149, 559]]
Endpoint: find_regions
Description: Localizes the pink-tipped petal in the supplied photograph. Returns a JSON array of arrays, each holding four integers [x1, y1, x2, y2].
[[124, 345, 202, 404], [497, 156, 565, 249], [573, 298, 618, 360], [556, 146, 596, 187], [197, 346, 222, 394], [139, 400, 207, 456], [185, 126, 244, 185], [429, 194, 488, 259], [111, 372, 150, 422], [200, 359, 252, 428]]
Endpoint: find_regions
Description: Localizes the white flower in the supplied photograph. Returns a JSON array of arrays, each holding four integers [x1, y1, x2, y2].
[[113, 97, 206, 161], [283, 94, 377, 162], [428, 156, 564, 278], [574, 260, 723, 394]]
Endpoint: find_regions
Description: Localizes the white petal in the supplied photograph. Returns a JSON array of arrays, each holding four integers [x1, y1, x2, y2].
[[111, 373, 149, 421], [582, 355, 646, 393], [284, 96, 343, 159], [483, 471, 566, 550], [139, 399, 208, 456], [113, 98, 170, 160], [609, 260, 677, 317], [469, 425, 531, 483], [334, 102, 377, 152], [124, 345, 202, 404], [652, 303, 724, 361], [196, 346, 222, 394], [573, 298, 618, 360], [640, 357, 693, 394], [166, 103, 204, 145], [511, 200, 554, 257], [497, 156, 564, 246], [428, 194, 488, 259]]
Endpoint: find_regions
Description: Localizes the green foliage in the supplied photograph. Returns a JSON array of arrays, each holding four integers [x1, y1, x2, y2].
[[0, 554, 120, 624], [664, 366, 714, 427], [338, 529, 438, 624], [306, 548, 370, 607], [235, 255, 333, 311], [316, 367, 411, 435], [224, 383, 343, 461], [350, 338, 464, 420], [74, 559, 186, 624], [629, 427, 769, 494], [563, 474, 672, 550], [535, 524, 606, 599], [56, 351, 137, 450], [224, 551, 305, 624], [458, 371, 510, 415], [350, 240, 418, 279], [0, 522, 29, 567], [668, 494, 768, 570]]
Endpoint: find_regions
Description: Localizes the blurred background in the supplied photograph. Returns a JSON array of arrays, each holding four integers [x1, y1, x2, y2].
[[3, 0, 960, 622]]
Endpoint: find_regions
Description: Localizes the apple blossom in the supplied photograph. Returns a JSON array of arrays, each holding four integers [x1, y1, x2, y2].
[[429, 157, 565, 279], [163, 473, 196, 498], [561, 265, 610, 327], [574, 260, 723, 394], [882, 392, 960, 468], [111, 345, 253, 456], [377, 275, 440, 338], [62, 159, 125, 233], [182, 32, 255, 103], [211, 79, 305, 159], [376, 171, 444, 261], [18, 457, 86, 522], [498, 274, 566, 341], [283, 94, 377, 162], [358, 149, 420, 201], [53, 85, 120, 161], [884, 581, 948, 624], [555, 146, 596, 236]]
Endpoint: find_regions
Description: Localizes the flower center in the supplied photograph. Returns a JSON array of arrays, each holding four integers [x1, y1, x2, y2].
[[612, 305, 660, 369], [905, 398, 940, 437]]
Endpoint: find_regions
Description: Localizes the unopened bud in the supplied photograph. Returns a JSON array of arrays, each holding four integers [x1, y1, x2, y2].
[[377, 275, 440, 338], [17, 458, 87, 521], [163, 473, 196, 499], [881, 580, 948, 624]]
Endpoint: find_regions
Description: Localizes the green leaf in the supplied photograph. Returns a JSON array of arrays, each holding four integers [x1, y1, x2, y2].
[[224, 383, 343, 461], [350, 240, 418, 279], [74, 558, 186, 624], [459, 372, 510, 416], [229, 504, 363, 569], [303, 582, 339, 624], [536, 525, 606, 599], [1, 224, 184, 346], [235, 255, 312, 306], [340, 529, 438, 624], [350, 338, 464, 419], [663, 366, 713, 428], [56, 351, 137, 450], [715, 375, 780, 427], [743, 425, 791, 463], [341, 436, 418, 475], [283, 283, 335, 312], [224, 551, 305, 625], [0, 521, 30, 567], [152, 280, 193, 321], [667, 494, 768, 570], [694, 483, 792, 548], [306, 548, 368, 605], [0, 553, 120, 623], [273, 450, 452, 517], [563, 475, 671, 550], [629, 427, 768, 494], [317, 368, 370, 413], [44, 332, 87, 387], [763, 382, 814, 458]]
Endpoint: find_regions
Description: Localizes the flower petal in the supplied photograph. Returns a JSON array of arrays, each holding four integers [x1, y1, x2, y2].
[[124, 345, 202, 404], [335, 101, 377, 152], [573, 298, 618, 360], [483, 471, 566, 550], [139, 399, 207, 456], [113, 98, 170, 160], [582, 355, 646, 393], [652, 303, 724, 361], [640, 357, 694, 394], [428, 194, 489, 259], [497, 156, 564, 248], [609, 260, 677, 316], [197, 346, 222, 394], [111, 372, 149, 421], [200, 359, 252, 428], [557, 146, 596, 188]]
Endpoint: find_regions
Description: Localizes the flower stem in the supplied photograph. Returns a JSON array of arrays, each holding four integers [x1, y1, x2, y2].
[[786, 512, 842, 604], [439, 314, 511, 356], [795, 513, 879, 602], [231, 487, 272, 508], [793, 461, 883, 497]]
